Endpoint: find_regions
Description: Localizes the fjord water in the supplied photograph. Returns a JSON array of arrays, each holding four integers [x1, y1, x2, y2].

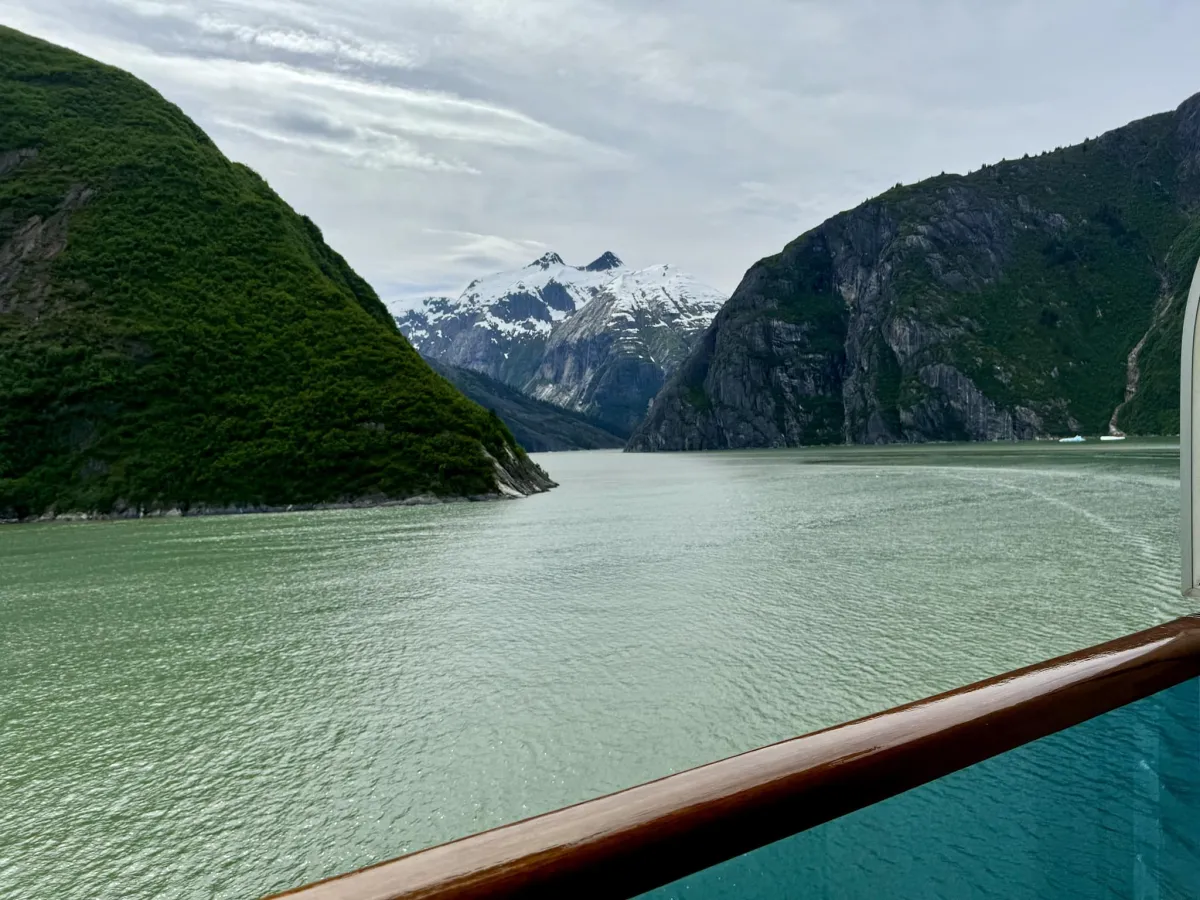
[[0, 442, 1186, 899]]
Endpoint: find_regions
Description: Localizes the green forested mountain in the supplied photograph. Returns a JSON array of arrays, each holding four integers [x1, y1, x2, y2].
[[426, 360, 626, 452], [0, 26, 550, 519], [630, 92, 1200, 451]]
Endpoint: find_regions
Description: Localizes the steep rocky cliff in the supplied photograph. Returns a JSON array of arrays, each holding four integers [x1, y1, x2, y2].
[[395, 254, 726, 434], [630, 93, 1200, 451]]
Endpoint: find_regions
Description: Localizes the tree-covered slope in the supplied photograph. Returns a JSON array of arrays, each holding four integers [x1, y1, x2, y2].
[[0, 26, 551, 518], [426, 360, 626, 452], [630, 92, 1200, 451]]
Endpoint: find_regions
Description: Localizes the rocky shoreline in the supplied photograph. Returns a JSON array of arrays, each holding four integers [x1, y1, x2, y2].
[[3, 448, 558, 525], [1, 487, 552, 526]]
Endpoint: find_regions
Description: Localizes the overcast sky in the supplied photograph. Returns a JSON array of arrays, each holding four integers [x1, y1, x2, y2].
[[3, 1, 1200, 303]]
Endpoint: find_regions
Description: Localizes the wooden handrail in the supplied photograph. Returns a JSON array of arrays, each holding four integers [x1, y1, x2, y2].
[[266, 616, 1200, 900]]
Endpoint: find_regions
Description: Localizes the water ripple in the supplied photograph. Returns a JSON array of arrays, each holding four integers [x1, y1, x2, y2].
[[0, 441, 1186, 899]]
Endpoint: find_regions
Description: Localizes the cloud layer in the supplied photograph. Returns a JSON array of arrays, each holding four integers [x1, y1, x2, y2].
[[3, 0, 1200, 301]]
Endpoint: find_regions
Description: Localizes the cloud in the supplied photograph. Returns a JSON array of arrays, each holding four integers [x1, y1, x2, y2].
[[197, 18, 418, 69], [3, 0, 1200, 306], [134, 52, 608, 154], [212, 115, 480, 173], [270, 110, 356, 141], [104, 0, 423, 68], [423, 229, 550, 269]]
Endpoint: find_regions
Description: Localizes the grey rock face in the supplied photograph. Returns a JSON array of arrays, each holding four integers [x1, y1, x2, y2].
[[903, 364, 1040, 441], [485, 443, 557, 497], [0, 181, 94, 316], [0, 146, 37, 178], [584, 251, 623, 272], [627, 188, 1057, 451], [525, 267, 725, 433], [629, 91, 1200, 451]]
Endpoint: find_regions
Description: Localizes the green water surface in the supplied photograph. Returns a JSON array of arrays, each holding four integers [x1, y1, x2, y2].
[[0, 442, 1188, 898]]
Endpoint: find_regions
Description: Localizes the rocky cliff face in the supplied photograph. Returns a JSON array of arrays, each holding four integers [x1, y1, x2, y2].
[[525, 264, 725, 433], [394, 254, 726, 435], [630, 93, 1200, 451]]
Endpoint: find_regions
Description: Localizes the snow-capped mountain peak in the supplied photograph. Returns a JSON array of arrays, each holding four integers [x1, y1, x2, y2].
[[530, 251, 566, 270], [392, 252, 728, 434], [605, 263, 724, 310], [545, 262, 726, 346], [583, 251, 623, 272]]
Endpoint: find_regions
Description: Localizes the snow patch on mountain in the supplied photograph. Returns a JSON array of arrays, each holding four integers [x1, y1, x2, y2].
[[458, 252, 621, 322], [588, 264, 726, 333], [392, 252, 728, 433]]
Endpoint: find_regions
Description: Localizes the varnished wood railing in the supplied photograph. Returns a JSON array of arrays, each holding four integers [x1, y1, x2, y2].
[[266, 616, 1200, 900]]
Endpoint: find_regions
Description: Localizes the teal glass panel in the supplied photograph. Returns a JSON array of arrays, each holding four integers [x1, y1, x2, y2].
[[641, 679, 1199, 900]]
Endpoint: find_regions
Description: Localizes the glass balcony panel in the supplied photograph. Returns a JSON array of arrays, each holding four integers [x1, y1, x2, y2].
[[640, 678, 1200, 900]]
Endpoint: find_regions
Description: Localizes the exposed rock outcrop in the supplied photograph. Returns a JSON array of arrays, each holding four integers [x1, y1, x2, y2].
[[0, 182, 93, 316], [630, 93, 1200, 450]]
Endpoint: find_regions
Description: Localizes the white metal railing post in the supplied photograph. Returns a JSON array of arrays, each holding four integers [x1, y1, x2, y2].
[[1181, 257, 1200, 597]]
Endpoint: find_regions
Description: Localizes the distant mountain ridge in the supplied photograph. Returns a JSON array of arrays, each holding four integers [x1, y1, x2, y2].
[[630, 91, 1200, 451], [393, 251, 624, 384], [426, 360, 625, 452], [393, 253, 727, 434]]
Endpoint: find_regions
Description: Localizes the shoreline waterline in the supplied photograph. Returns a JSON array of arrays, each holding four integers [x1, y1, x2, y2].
[[0, 489, 546, 526]]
